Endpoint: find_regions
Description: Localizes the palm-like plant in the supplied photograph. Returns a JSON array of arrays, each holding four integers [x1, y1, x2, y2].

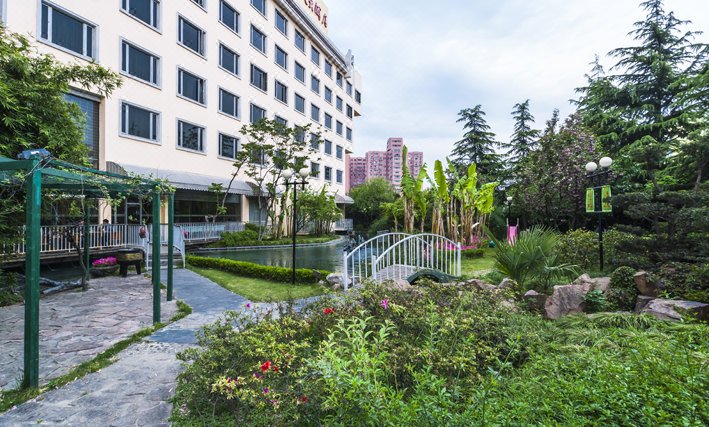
[[488, 225, 578, 292]]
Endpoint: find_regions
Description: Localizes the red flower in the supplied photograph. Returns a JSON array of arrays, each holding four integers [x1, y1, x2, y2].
[[260, 361, 272, 372], [273, 365, 279, 373], [323, 307, 334, 315], [298, 395, 309, 404]]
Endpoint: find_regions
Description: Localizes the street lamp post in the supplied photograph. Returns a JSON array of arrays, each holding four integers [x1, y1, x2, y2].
[[282, 167, 310, 285], [585, 156, 613, 272]]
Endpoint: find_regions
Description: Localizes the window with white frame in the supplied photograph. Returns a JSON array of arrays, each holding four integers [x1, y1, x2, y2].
[[250, 64, 267, 91], [310, 133, 319, 150], [336, 169, 343, 183], [346, 81, 353, 96], [324, 60, 332, 77], [40, 2, 95, 58], [121, 0, 159, 28], [336, 145, 343, 159], [219, 44, 239, 76], [219, 133, 238, 159], [311, 46, 320, 66], [178, 120, 205, 152], [295, 93, 305, 113], [178, 17, 205, 56], [336, 72, 343, 87], [219, 88, 239, 118], [219, 1, 239, 33], [355, 90, 362, 104], [311, 161, 320, 177], [346, 127, 352, 141], [324, 86, 332, 103], [275, 115, 287, 126], [121, 102, 159, 142], [178, 69, 205, 104], [275, 9, 288, 35], [311, 75, 320, 94], [295, 62, 305, 83], [311, 104, 320, 122], [275, 45, 288, 69], [324, 113, 332, 129], [250, 25, 266, 54], [251, 0, 265, 15], [336, 120, 343, 135], [121, 41, 159, 85], [275, 81, 288, 104], [336, 96, 343, 111], [324, 166, 332, 181], [192, 0, 206, 8], [346, 104, 353, 119], [295, 30, 305, 52], [250, 103, 266, 123], [324, 139, 332, 155]]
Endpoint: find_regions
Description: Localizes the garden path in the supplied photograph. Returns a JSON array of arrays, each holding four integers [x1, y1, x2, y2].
[[0, 269, 256, 426]]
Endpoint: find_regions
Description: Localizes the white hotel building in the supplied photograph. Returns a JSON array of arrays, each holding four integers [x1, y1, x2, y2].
[[0, 0, 362, 224]]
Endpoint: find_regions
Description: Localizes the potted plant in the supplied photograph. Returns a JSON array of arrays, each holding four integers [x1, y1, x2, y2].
[[89, 256, 119, 277]]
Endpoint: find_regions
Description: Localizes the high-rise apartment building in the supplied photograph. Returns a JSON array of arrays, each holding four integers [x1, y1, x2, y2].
[[0, 0, 361, 223], [348, 138, 423, 190]]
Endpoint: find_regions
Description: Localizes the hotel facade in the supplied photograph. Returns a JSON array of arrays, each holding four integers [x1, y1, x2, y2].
[[0, 0, 362, 224]]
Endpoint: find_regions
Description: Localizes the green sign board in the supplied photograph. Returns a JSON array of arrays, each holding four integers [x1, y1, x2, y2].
[[601, 185, 612, 212], [585, 188, 595, 213]]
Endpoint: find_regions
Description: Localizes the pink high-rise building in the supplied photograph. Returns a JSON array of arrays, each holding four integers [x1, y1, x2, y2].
[[348, 137, 424, 191]]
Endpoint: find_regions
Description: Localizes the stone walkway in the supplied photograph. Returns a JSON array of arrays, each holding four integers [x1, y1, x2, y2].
[[0, 269, 249, 425], [0, 275, 177, 391]]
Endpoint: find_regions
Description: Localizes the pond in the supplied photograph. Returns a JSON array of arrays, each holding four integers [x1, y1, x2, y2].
[[195, 240, 348, 272]]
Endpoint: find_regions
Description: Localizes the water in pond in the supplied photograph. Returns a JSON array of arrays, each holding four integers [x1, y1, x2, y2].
[[197, 241, 347, 271]]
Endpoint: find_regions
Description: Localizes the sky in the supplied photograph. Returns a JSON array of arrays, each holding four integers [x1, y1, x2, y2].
[[324, 0, 709, 163]]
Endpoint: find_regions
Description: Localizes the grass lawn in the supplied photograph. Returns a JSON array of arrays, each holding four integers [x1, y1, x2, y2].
[[189, 266, 327, 302], [460, 247, 497, 278]]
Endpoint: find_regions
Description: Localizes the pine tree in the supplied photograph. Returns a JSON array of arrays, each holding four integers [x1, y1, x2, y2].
[[544, 108, 560, 136], [576, 0, 709, 191], [451, 104, 500, 177], [503, 99, 541, 165]]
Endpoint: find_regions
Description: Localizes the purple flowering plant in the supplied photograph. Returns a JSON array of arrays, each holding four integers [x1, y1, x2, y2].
[[92, 257, 117, 267]]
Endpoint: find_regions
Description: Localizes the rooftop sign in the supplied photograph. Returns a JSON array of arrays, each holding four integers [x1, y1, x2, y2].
[[302, 0, 329, 34]]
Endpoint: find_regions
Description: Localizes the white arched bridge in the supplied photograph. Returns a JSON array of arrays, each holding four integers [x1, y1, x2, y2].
[[342, 232, 462, 290]]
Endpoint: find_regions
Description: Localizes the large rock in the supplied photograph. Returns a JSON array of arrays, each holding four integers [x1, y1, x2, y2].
[[464, 278, 497, 292], [544, 282, 593, 320], [326, 273, 343, 286], [384, 278, 415, 292], [498, 278, 517, 290], [634, 271, 664, 297], [638, 299, 709, 322], [593, 277, 611, 292], [634, 295, 656, 312], [523, 290, 548, 311]]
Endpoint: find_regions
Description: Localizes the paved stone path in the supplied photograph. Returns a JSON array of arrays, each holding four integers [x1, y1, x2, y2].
[[0, 269, 249, 426], [0, 275, 177, 391]]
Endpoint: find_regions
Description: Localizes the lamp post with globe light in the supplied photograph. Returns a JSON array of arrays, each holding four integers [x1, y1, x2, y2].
[[585, 156, 613, 272], [282, 167, 310, 285]]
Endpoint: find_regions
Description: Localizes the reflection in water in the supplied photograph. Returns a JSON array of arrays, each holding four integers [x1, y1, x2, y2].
[[199, 241, 347, 271]]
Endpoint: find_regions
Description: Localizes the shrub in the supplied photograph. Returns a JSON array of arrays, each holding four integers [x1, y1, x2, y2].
[[491, 226, 578, 292], [460, 248, 485, 259], [606, 266, 638, 311], [583, 289, 609, 313], [655, 262, 709, 302], [187, 255, 329, 284], [557, 229, 598, 270], [218, 229, 261, 247]]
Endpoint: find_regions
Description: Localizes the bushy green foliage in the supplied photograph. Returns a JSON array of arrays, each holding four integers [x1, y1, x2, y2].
[[606, 266, 639, 310], [491, 226, 578, 292], [460, 248, 485, 259], [213, 232, 337, 248], [186, 255, 329, 284], [557, 228, 598, 269], [656, 262, 709, 303], [0, 270, 22, 307], [583, 289, 609, 313], [171, 282, 709, 426]]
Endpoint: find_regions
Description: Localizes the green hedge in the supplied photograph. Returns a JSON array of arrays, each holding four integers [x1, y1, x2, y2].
[[187, 255, 330, 284], [211, 231, 339, 248], [461, 248, 485, 259]]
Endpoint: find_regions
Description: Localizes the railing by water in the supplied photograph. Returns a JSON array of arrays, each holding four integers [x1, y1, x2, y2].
[[342, 232, 461, 290]]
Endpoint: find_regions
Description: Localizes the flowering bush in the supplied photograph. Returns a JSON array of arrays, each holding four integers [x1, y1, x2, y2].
[[91, 257, 117, 267]]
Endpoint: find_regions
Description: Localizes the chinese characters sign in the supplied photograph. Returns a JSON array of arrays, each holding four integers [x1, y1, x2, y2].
[[302, 0, 329, 33]]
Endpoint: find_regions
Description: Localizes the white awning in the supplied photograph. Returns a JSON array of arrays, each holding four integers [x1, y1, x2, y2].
[[119, 164, 254, 195], [335, 194, 354, 204]]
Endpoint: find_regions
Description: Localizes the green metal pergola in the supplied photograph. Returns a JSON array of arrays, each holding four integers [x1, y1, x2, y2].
[[0, 154, 176, 389]]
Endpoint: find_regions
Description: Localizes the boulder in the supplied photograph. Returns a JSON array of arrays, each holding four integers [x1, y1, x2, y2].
[[593, 277, 611, 292], [634, 295, 656, 312], [498, 278, 517, 290], [331, 283, 342, 291], [544, 283, 591, 320], [464, 278, 497, 292], [385, 278, 414, 292], [634, 271, 664, 297], [326, 273, 343, 286], [638, 299, 709, 322], [523, 290, 548, 311]]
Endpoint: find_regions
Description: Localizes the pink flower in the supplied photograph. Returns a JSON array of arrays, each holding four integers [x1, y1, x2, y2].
[[263, 388, 269, 394], [246, 303, 251, 309], [380, 299, 390, 310]]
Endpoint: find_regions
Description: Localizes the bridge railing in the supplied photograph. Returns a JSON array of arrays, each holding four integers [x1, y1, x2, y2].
[[371, 233, 461, 282], [342, 232, 412, 291]]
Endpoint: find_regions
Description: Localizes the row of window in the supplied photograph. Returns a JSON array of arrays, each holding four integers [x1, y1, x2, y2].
[[120, 101, 349, 160], [41, 0, 362, 105]]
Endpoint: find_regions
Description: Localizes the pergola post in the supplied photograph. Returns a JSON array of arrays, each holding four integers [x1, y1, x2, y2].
[[23, 159, 41, 388], [151, 191, 161, 324], [167, 192, 174, 301], [84, 204, 90, 278]]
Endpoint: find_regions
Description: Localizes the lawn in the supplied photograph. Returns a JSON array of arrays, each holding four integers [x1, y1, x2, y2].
[[190, 266, 327, 302], [460, 247, 497, 278]]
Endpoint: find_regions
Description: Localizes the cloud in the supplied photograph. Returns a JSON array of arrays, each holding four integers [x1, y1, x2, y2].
[[326, 0, 709, 165]]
